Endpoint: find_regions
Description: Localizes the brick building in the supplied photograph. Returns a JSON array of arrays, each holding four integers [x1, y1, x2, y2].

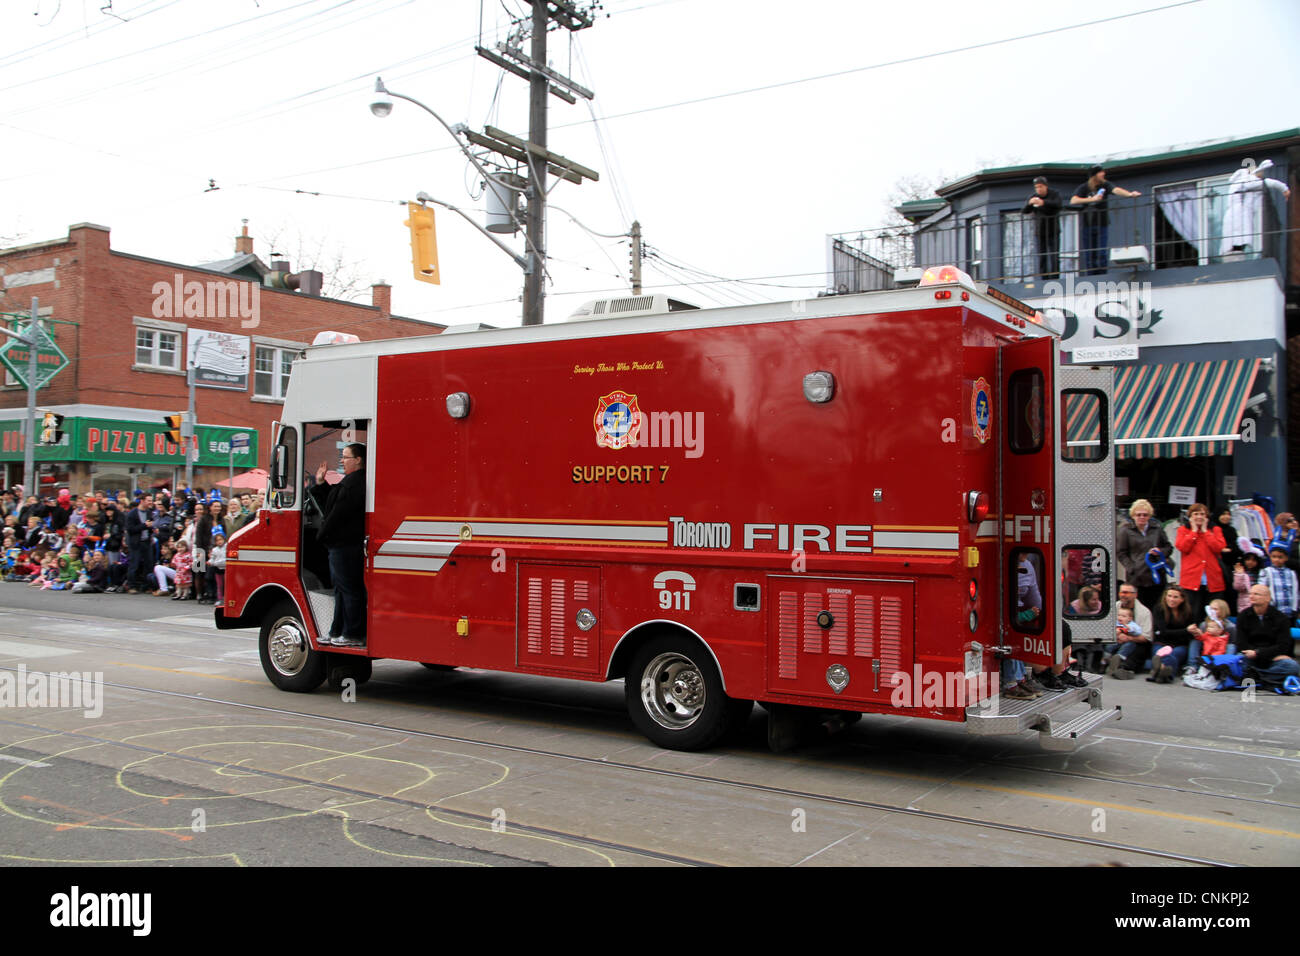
[[0, 222, 440, 496]]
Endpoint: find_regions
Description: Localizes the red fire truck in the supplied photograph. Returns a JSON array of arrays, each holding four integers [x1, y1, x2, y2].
[[218, 266, 1120, 750]]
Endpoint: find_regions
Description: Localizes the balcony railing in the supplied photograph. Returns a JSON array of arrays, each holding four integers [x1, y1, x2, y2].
[[827, 179, 1289, 293]]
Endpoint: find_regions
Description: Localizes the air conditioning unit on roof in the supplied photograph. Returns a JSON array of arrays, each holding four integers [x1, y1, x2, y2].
[[567, 294, 700, 321]]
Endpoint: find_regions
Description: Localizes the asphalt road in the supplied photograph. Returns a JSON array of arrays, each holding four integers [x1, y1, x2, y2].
[[0, 585, 1295, 870]]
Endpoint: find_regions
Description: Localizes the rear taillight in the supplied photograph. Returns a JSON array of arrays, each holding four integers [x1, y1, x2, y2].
[[966, 490, 990, 523]]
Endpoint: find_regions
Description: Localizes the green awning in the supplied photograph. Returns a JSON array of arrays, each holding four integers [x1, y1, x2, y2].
[[1110, 359, 1261, 459]]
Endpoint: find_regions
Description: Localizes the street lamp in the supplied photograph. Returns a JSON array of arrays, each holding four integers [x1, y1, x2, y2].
[[368, 77, 538, 295]]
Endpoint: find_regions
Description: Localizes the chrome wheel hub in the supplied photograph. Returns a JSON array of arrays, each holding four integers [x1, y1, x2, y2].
[[268, 617, 309, 676], [641, 652, 706, 730]]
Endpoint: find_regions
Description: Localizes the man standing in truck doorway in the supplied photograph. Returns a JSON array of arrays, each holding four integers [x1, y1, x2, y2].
[[312, 444, 367, 648]]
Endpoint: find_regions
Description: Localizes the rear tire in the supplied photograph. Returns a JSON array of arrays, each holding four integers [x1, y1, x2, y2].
[[259, 598, 325, 692], [625, 634, 749, 751], [327, 656, 372, 691]]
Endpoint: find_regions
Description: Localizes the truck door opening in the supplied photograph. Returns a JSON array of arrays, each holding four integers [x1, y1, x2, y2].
[[299, 420, 370, 634]]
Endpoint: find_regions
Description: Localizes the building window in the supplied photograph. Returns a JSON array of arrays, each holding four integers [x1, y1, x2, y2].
[[1001, 211, 1031, 282], [254, 346, 294, 400], [1153, 175, 1231, 268], [966, 216, 983, 279], [136, 328, 180, 370]]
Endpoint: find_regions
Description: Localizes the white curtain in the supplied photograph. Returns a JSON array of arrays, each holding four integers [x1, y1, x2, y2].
[[1156, 184, 1205, 259], [1002, 213, 1030, 281]]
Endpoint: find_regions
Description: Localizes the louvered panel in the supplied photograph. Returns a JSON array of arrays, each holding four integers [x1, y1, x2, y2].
[[827, 593, 849, 656], [801, 593, 822, 655], [766, 576, 914, 705], [777, 591, 799, 678], [517, 564, 601, 676], [572, 580, 590, 659], [526, 577, 544, 655], [853, 594, 875, 657], [549, 579, 566, 656], [878, 596, 903, 682]]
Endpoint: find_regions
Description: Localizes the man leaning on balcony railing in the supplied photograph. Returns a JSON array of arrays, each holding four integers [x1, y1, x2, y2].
[[1070, 164, 1142, 276], [1022, 176, 1063, 279]]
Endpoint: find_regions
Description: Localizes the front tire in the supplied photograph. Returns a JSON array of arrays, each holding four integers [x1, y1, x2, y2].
[[259, 598, 325, 692], [625, 635, 750, 751]]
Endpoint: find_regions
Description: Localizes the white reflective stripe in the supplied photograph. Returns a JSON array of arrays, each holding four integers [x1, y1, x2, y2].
[[873, 531, 959, 550], [236, 549, 296, 563], [394, 520, 667, 542], [377, 540, 459, 557], [373, 555, 446, 572], [976, 520, 998, 537]]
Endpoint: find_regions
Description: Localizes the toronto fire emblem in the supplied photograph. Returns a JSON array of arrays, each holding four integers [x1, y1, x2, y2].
[[593, 390, 642, 450]]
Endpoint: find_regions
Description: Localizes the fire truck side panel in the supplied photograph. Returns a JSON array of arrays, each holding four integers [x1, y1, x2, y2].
[[366, 307, 978, 711]]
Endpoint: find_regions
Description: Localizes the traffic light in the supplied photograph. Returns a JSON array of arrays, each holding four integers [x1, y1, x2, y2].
[[405, 202, 440, 285], [38, 411, 64, 446], [165, 414, 183, 445]]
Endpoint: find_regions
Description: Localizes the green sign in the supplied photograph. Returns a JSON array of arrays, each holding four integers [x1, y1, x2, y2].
[[0, 416, 259, 467], [0, 322, 68, 390]]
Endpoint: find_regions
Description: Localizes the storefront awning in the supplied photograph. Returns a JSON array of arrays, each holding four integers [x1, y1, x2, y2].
[[1110, 358, 1261, 460]]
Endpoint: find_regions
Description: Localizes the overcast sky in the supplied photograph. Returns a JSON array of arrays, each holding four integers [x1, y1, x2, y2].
[[1, 0, 1297, 328]]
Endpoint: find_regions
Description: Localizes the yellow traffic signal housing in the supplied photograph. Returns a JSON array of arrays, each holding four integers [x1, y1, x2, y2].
[[405, 202, 440, 285], [38, 411, 64, 446], [165, 414, 183, 445]]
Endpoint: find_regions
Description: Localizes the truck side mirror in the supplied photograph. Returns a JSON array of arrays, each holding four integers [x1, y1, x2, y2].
[[271, 445, 288, 490]]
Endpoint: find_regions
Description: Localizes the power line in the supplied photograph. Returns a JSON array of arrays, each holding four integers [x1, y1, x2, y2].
[[0, 0, 182, 71], [552, 0, 1207, 128], [235, 0, 1209, 188], [0, 0, 340, 95]]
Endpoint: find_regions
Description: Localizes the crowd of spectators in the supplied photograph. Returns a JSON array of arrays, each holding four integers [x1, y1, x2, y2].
[[1105, 498, 1299, 692], [1, 483, 259, 602]]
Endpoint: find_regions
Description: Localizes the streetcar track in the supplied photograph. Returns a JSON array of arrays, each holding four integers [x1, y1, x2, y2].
[[3, 620, 1298, 815], [840, 740, 1300, 811], [0, 670, 1246, 867]]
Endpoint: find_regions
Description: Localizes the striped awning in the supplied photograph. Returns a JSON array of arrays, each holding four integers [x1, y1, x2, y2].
[[1110, 358, 1261, 459]]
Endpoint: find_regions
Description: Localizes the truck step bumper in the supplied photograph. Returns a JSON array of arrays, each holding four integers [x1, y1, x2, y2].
[[965, 672, 1121, 748]]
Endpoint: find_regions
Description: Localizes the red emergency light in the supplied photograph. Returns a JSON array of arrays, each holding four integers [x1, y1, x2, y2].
[[919, 265, 976, 290]]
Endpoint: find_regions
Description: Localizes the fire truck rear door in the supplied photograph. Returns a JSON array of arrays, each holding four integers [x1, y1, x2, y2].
[[1057, 364, 1116, 647], [1000, 337, 1057, 669]]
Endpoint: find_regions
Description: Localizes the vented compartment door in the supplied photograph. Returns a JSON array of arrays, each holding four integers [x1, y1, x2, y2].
[[517, 563, 602, 676], [766, 576, 914, 705]]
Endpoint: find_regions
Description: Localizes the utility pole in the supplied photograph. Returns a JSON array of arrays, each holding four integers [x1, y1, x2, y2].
[[630, 220, 642, 294], [22, 298, 38, 498], [185, 361, 196, 490], [473, 0, 600, 325], [522, 0, 549, 327]]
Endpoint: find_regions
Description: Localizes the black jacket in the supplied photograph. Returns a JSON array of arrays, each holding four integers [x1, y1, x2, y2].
[[311, 469, 366, 548], [1022, 188, 1062, 225], [101, 511, 125, 551], [125, 506, 154, 544], [1236, 606, 1292, 666]]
